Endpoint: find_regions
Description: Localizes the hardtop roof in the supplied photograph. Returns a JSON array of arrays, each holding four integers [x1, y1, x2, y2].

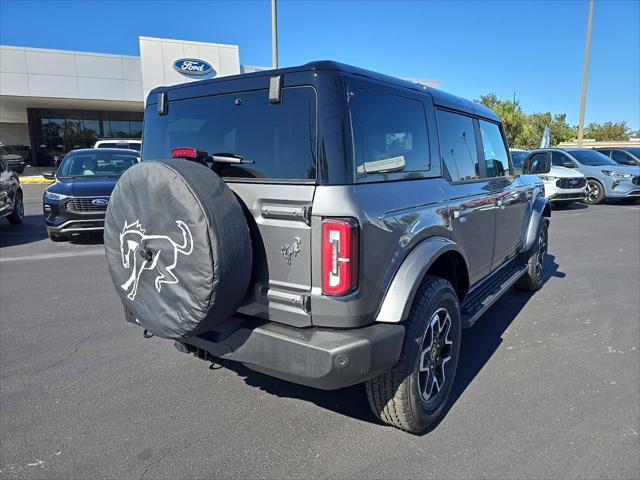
[[150, 60, 500, 122]]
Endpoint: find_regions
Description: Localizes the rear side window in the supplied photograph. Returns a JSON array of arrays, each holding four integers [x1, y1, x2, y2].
[[610, 150, 631, 163], [436, 110, 479, 181], [356, 89, 429, 175], [142, 87, 317, 181], [551, 151, 573, 166]]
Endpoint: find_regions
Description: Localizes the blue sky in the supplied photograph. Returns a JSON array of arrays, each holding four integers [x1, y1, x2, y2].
[[1, 0, 638, 130]]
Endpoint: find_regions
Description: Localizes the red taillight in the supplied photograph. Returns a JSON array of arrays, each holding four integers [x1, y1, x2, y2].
[[321, 218, 359, 296], [171, 147, 197, 159]]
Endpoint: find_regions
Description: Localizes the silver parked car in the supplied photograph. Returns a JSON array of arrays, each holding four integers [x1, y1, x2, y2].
[[531, 148, 640, 204]]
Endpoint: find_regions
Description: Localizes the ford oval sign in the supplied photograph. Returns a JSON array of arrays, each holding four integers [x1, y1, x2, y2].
[[92, 198, 109, 206], [173, 58, 215, 77]]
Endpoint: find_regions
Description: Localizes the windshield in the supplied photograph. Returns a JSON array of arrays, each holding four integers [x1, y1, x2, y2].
[[57, 151, 139, 178], [569, 149, 617, 166], [510, 150, 529, 168]]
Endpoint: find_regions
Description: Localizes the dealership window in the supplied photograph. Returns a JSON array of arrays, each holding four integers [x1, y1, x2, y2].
[[27, 108, 143, 166]]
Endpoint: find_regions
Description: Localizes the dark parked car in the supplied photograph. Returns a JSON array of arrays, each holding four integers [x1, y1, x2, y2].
[[42, 148, 139, 241], [4, 144, 31, 164], [94, 139, 141, 151], [0, 144, 26, 174], [0, 158, 24, 224], [594, 147, 640, 166], [103, 61, 551, 434]]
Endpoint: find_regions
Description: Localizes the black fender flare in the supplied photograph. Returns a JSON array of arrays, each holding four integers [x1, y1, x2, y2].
[[375, 236, 469, 323], [523, 194, 551, 252]]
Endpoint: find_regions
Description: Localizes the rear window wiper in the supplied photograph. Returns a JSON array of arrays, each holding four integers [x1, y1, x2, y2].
[[211, 152, 255, 164]]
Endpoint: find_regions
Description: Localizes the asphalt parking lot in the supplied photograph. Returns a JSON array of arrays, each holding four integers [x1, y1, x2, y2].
[[1, 184, 639, 479]]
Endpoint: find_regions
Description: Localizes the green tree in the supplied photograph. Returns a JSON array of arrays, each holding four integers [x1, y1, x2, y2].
[[475, 93, 578, 149], [475, 93, 527, 148], [519, 112, 576, 149], [583, 121, 630, 141], [475, 93, 499, 110]]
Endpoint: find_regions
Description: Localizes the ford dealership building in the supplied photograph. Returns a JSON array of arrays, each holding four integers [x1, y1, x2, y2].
[[0, 36, 439, 166]]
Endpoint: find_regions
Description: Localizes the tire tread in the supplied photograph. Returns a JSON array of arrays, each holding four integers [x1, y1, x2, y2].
[[366, 276, 458, 433]]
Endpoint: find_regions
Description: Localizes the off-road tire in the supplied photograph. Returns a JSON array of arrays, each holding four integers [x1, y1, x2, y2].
[[7, 191, 23, 224], [515, 220, 548, 291], [584, 178, 605, 205], [366, 276, 461, 434]]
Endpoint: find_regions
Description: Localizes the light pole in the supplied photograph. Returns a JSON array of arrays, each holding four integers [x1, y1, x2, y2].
[[271, 0, 278, 69], [577, 0, 594, 147]]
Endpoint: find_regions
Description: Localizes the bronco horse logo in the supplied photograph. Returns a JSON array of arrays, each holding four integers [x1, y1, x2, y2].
[[119, 220, 194, 301]]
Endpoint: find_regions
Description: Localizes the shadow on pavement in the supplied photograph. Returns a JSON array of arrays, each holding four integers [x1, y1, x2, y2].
[[0, 214, 104, 248], [551, 202, 588, 211], [0, 214, 48, 247], [203, 253, 565, 432]]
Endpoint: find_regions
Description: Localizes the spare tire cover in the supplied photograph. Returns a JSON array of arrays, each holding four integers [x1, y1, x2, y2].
[[104, 159, 252, 339]]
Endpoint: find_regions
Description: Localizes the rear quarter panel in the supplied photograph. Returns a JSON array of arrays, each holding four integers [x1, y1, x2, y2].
[[310, 178, 452, 328]]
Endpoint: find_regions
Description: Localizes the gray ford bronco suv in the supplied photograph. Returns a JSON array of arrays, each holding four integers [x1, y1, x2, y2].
[[104, 61, 551, 434]]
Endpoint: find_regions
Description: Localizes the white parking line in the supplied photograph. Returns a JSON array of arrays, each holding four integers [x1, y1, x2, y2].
[[0, 250, 105, 263]]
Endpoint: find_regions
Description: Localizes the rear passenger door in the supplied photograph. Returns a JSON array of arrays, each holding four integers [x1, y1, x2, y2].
[[478, 119, 529, 268], [436, 109, 496, 286]]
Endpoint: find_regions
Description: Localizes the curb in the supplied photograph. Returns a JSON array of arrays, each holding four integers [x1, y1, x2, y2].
[[20, 176, 53, 184]]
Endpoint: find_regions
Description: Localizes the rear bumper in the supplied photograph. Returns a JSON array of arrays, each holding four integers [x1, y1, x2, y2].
[[181, 320, 405, 390], [6, 159, 25, 168]]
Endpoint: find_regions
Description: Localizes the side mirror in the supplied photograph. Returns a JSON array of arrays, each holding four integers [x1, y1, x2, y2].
[[42, 171, 56, 180], [523, 154, 551, 175]]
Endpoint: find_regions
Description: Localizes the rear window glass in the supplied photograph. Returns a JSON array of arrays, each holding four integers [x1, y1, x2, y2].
[[142, 87, 317, 181], [97, 142, 140, 150]]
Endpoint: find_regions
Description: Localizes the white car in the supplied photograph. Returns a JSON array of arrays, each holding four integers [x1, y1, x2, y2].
[[94, 139, 141, 151], [511, 149, 587, 204]]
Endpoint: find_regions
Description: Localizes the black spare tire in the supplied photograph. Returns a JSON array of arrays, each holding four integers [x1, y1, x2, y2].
[[104, 159, 252, 339]]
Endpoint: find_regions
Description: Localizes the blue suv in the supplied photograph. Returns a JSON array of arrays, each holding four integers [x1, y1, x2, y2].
[[532, 148, 640, 204]]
